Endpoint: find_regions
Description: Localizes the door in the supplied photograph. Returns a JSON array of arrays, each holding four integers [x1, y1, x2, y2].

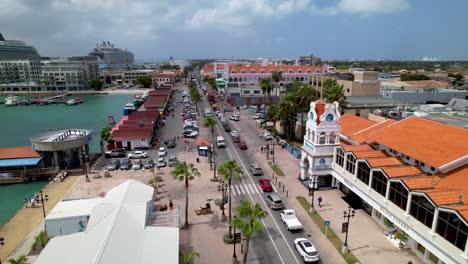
[[126, 141, 132, 150]]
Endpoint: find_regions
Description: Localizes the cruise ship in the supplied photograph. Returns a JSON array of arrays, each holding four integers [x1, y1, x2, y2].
[[88, 41, 134, 70]]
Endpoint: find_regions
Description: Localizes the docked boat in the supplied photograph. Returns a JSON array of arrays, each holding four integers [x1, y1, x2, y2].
[[133, 95, 145, 107], [66, 98, 84, 106], [107, 116, 116, 124], [5, 96, 19, 106], [123, 103, 136, 115]]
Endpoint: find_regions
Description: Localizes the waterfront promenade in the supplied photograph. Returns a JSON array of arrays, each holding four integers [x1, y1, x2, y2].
[[0, 176, 79, 263]]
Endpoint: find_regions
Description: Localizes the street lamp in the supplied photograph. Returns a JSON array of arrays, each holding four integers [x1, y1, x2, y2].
[[35, 190, 49, 218], [232, 216, 238, 264], [342, 206, 355, 253], [218, 180, 227, 221], [309, 176, 319, 212], [271, 142, 275, 163]]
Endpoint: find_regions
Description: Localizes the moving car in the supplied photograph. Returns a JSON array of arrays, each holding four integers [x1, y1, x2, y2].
[[249, 164, 263, 176], [258, 178, 273, 192], [167, 139, 176, 148], [107, 159, 120, 171], [105, 148, 126, 158], [239, 141, 248, 150], [157, 158, 167, 168], [230, 131, 239, 137], [128, 150, 148, 159], [144, 159, 154, 169], [158, 147, 167, 157], [132, 159, 142, 170], [185, 131, 199, 138], [260, 131, 273, 140], [223, 125, 231, 132], [265, 193, 284, 209], [280, 209, 303, 231], [294, 238, 320, 263], [120, 159, 131, 170]]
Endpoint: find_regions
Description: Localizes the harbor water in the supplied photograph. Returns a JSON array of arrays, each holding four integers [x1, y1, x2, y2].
[[0, 94, 133, 227]]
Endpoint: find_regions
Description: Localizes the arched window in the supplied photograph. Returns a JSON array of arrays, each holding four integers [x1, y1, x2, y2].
[[231, 71, 236, 74], [371, 171, 387, 196], [296, 77, 300, 81], [410, 195, 435, 228], [336, 148, 345, 167], [311, 131, 315, 142], [300, 77, 304, 82], [437, 211, 468, 250], [260, 70, 265, 74], [346, 154, 356, 174], [389, 182, 409, 210], [270, 70, 274, 73], [329, 132, 336, 144], [316, 70, 320, 73], [319, 132, 326, 144], [298, 70, 302, 73], [251, 70, 255, 74], [289, 70, 293, 73], [307, 70, 311, 74], [356, 161, 370, 184], [229, 78, 233, 82], [241, 70, 246, 74], [233, 77, 238, 82]]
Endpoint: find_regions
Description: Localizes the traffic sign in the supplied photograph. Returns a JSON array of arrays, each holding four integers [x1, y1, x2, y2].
[[342, 222, 348, 233], [325, 220, 330, 226]]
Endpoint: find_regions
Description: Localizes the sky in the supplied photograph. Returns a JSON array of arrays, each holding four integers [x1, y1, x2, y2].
[[1, 0, 467, 60]]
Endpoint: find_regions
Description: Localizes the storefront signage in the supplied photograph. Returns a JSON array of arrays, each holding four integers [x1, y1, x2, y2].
[[305, 141, 315, 152], [380, 207, 409, 232]]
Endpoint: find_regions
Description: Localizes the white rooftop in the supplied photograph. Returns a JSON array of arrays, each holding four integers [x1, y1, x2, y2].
[[45, 198, 104, 220]]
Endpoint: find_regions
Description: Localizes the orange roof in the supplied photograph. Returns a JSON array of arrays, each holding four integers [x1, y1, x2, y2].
[[339, 114, 375, 137], [0, 146, 41, 160], [425, 190, 462, 206], [341, 144, 372, 152], [368, 116, 468, 168], [382, 166, 422, 178], [348, 119, 397, 144], [354, 150, 387, 159], [367, 157, 402, 168], [402, 177, 433, 190], [445, 205, 468, 220], [403, 80, 447, 88], [227, 64, 325, 74]]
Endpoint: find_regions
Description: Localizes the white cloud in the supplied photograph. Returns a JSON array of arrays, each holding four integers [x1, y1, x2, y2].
[[338, 0, 410, 15]]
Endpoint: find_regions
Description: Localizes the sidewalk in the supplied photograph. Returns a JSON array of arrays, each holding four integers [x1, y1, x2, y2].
[[255, 144, 424, 264]]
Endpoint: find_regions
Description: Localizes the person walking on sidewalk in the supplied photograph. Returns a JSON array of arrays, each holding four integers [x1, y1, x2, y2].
[[318, 196, 323, 208]]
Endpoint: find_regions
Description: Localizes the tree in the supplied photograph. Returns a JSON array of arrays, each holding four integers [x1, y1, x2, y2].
[[203, 117, 218, 174], [231, 200, 267, 264], [100, 126, 113, 143], [271, 71, 283, 101], [295, 86, 316, 139], [278, 94, 298, 140], [89, 79, 104, 90], [179, 250, 200, 264], [7, 255, 28, 264], [322, 78, 345, 104], [31, 230, 49, 251], [170, 162, 201, 228], [183, 67, 190, 82], [136, 76, 152, 88], [191, 89, 202, 115], [217, 160, 243, 236], [147, 171, 163, 201], [400, 74, 431, 81], [259, 78, 273, 105]]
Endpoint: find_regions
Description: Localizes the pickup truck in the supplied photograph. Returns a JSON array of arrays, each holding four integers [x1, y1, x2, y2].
[[105, 149, 126, 158], [280, 209, 303, 232]]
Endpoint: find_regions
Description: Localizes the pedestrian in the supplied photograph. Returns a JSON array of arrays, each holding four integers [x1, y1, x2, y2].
[[169, 200, 173, 210], [318, 196, 323, 208], [261, 146, 264, 152]]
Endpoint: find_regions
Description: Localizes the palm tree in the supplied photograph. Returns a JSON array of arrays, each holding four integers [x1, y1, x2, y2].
[[191, 89, 202, 115], [322, 78, 345, 104], [31, 230, 49, 251], [217, 160, 243, 236], [259, 78, 272, 105], [231, 200, 267, 264], [295, 86, 316, 139], [271, 71, 283, 102], [147, 171, 163, 201], [171, 162, 201, 228], [179, 250, 200, 264], [100, 126, 113, 143], [279, 94, 298, 140], [7, 255, 28, 264], [203, 116, 218, 175]]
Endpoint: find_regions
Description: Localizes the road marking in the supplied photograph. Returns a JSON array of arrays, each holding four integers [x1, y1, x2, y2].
[[231, 185, 237, 196], [272, 184, 278, 193], [235, 185, 241, 195], [253, 183, 262, 193], [248, 183, 256, 194], [244, 184, 250, 194]]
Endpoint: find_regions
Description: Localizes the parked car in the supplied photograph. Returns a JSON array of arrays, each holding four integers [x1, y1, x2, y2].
[[144, 159, 154, 169], [105, 148, 126, 158], [241, 105, 248, 109], [258, 178, 273, 192], [223, 125, 231, 132], [265, 193, 284, 209], [107, 159, 120, 171], [120, 159, 131, 170], [167, 139, 176, 148], [280, 209, 303, 232], [157, 158, 167, 168], [184, 131, 199, 138], [254, 113, 262, 119], [158, 147, 167, 157], [168, 155, 178, 167], [132, 159, 142, 170], [128, 150, 148, 159], [260, 131, 273, 140], [294, 238, 320, 263], [229, 114, 240, 121], [249, 164, 263, 176], [239, 141, 248, 150], [230, 131, 239, 137], [224, 107, 232, 112]]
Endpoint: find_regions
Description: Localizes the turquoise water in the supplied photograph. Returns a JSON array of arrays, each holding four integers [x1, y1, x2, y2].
[[0, 94, 133, 227]]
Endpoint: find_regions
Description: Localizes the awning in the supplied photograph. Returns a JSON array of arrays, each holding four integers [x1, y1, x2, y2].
[[0, 157, 42, 167]]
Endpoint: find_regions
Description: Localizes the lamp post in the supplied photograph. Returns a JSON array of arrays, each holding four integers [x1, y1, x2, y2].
[[271, 142, 275, 163], [232, 216, 238, 264], [0, 236, 4, 264], [266, 143, 270, 160], [218, 180, 227, 221], [36, 190, 49, 218], [82, 152, 90, 182], [342, 206, 355, 253], [309, 176, 319, 212]]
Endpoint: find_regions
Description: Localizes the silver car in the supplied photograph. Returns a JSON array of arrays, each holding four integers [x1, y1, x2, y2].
[[107, 159, 120, 171], [265, 193, 284, 210], [132, 160, 142, 170]]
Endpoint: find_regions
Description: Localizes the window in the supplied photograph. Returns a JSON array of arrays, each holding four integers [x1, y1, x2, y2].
[[329, 132, 336, 144], [346, 154, 356, 175], [319, 132, 326, 144], [253, 90, 260, 94], [436, 211, 468, 251], [416, 243, 426, 255], [410, 195, 435, 228], [356, 162, 370, 185], [389, 182, 408, 210], [250, 70, 255, 74], [289, 70, 293, 73], [371, 171, 387, 196], [336, 148, 345, 167], [243, 90, 250, 94]]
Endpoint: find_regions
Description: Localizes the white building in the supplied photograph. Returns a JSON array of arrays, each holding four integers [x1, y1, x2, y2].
[[37, 180, 179, 264], [301, 100, 468, 264]]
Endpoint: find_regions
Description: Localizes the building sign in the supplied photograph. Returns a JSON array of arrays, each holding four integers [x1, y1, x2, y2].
[[342, 222, 348, 233], [305, 141, 315, 152], [380, 207, 410, 232], [314, 158, 331, 170]]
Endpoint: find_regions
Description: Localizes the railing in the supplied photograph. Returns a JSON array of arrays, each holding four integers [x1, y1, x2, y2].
[[0, 167, 60, 178]]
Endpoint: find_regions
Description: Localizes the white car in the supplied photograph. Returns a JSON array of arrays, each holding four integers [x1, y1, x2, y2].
[[158, 147, 167, 157], [241, 105, 248, 109], [230, 131, 239, 137], [260, 131, 273, 140], [254, 113, 262, 119], [280, 209, 303, 231], [132, 160, 142, 170], [294, 238, 320, 263], [127, 151, 147, 159], [157, 158, 167, 168], [229, 114, 240, 121]]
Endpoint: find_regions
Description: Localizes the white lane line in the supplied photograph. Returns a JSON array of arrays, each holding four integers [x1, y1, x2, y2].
[[272, 184, 278, 193], [244, 184, 251, 195], [231, 185, 237, 196], [235, 185, 242, 195], [253, 183, 262, 193], [248, 183, 256, 194]]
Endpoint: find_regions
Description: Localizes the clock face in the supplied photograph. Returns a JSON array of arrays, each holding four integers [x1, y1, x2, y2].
[[326, 114, 334, 122], [309, 111, 314, 120]]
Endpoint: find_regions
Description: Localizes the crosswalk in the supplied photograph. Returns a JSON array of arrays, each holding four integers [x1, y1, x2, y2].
[[230, 183, 278, 196]]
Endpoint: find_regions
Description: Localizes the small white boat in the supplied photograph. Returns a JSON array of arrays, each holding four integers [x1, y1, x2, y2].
[[123, 103, 136, 115], [5, 97, 19, 106], [66, 99, 77, 105]]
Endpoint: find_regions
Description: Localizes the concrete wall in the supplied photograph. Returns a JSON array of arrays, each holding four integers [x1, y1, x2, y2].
[[382, 90, 468, 104], [343, 108, 371, 118]]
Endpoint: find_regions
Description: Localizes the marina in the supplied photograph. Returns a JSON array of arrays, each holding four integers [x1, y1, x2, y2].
[[2, 94, 85, 106]]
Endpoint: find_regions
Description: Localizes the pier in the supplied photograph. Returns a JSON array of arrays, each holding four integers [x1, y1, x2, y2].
[[2, 94, 75, 106]]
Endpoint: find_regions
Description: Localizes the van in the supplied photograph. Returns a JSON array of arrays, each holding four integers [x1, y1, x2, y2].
[[216, 136, 226, 148], [204, 108, 212, 117]]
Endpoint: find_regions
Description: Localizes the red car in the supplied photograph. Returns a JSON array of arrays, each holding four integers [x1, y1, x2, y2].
[[239, 141, 248, 150], [258, 178, 273, 192]]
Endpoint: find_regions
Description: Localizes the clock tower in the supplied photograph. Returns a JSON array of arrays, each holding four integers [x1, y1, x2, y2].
[[300, 100, 341, 189]]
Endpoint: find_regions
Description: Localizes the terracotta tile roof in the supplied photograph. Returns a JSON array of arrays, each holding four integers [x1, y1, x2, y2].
[[341, 144, 372, 152], [382, 166, 422, 178], [143, 96, 167, 108], [339, 114, 375, 137], [0, 146, 41, 160], [445, 205, 468, 220], [367, 157, 402, 168], [425, 190, 462, 206], [432, 166, 468, 203], [348, 119, 397, 143], [353, 150, 387, 159], [402, 177, 433, 190], [111, 128, 153, 141], [149, 88, 172, 96], [227, 64, 325, 74], [368, 116, 468, 168]]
